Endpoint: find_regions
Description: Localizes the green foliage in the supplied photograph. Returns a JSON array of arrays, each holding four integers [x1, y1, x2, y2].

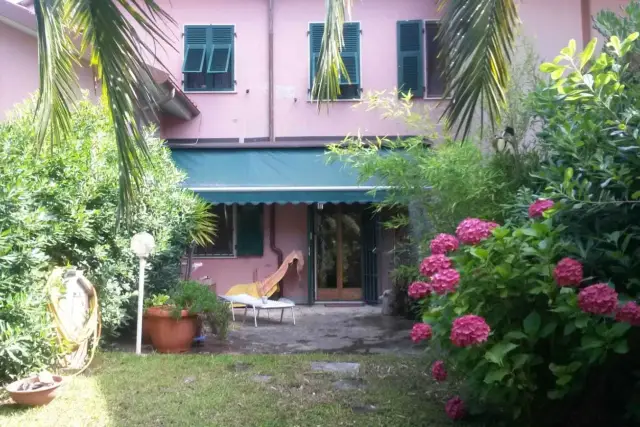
[[534, 33, 640, 299], [149, 281, 230, 339], [423, 216, 633, 421], [416, 32, 640, 425], [0, 96, 211, 383]]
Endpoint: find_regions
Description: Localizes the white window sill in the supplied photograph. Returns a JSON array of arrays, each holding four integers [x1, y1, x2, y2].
[[424, 96, 451, 101], [183, 91, 238, 94], [192, 255, 237, 259], [306, 98, 362, 103]]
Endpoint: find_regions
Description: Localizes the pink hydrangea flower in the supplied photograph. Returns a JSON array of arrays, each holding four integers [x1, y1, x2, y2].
[[455, 218, 493, 245], [450, 315, 491, 347], [529, 199, 554, 218], [430, 233, 460, 255], [410, 323, 432, 343], [430, 268, 461, 295], [578, 284, 618, 315], [408, 281, 431, 300], [419, 254, 452, 277], [553, 257, 583, 287], [445, 396, 466, 420], [431, 360, 447, 382], [616, 302, 640, 326]]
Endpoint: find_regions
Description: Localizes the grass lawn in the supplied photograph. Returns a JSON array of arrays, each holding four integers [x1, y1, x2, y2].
[[0, 351, 477, 427]]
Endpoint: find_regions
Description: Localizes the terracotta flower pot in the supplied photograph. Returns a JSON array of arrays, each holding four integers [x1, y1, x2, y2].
[[142, 313, 153, 344], [145, 306, 197, 353], [5, 375, 64, 406]]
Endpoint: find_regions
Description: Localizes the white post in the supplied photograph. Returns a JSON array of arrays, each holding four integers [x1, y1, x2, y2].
[[135, 257, 147, 355], [130, 232, 155, 356]]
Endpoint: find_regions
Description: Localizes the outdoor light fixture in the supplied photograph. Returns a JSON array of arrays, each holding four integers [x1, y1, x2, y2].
[[131, 232, 155, 355]]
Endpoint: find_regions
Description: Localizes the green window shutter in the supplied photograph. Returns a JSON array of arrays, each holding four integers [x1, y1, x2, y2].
[[207, 26, 234, 74], [341, 23, 360, 85], [183, 26, 209, 73], [309, 23, 324, 89], [397, 20, 424, 97], [236, 205, 264, 257]]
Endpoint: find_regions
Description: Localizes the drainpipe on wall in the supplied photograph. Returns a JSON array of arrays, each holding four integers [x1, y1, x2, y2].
[[269, 204, 285, 295], [581, 0, 592, 49], [268, 0, 275, 143], [266, 1, 284, 295]]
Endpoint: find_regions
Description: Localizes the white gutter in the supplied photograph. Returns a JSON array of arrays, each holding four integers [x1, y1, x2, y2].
[[188, 186, 393, 192], [0, 0, 36, 36]]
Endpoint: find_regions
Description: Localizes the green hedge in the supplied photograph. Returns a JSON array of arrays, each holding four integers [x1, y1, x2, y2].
[[0, 96, 205, 383]]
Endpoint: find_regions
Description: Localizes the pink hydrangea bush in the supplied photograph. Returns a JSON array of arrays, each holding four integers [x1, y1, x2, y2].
[[431, 360, 447, 382], [450, 315, 491, 347], [445, 396, 466, 420], [616, 302, 640, 326], [578, 284, 618, 315], [430, 268, 461, 295], [553, 257, 583, 287], [410, 323, 432, 343], [456, 218, 493, 245], [528, 199, 554, 218], [419, 254, 452, 277], [430, 233, 460, 254], [408, 281, 431, 300]]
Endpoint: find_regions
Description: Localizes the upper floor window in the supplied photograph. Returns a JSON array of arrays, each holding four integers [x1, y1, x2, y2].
[[309, 22, 361, 100], [397, 20, 445, 98], [182, 25, 235, 92]]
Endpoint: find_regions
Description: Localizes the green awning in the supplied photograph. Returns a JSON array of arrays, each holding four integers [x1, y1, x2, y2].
[[171, 147, 386, 204]]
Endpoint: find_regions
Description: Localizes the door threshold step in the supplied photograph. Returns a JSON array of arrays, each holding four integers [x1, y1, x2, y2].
[[322, 302, 366, 307]]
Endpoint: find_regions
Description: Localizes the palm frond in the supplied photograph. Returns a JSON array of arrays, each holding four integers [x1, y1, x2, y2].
[[33, 0, 80, 151], [34, 0, 175, 221], [437, 0, 519, 139], [312, 0, 351, 101], [189, 198, 217, 247]]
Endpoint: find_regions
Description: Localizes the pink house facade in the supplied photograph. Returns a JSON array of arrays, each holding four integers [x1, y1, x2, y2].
[[0, 0, 627, 304]]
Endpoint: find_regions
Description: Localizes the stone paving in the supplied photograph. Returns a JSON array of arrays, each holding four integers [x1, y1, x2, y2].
[[196, 305, 419, 355]]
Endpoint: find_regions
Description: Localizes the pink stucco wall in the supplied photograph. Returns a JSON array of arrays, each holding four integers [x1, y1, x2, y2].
[[188, 204, 309, 303], [157, 0, 624, 141], [157, 0, 441, 141], [0, 21, 97, 120]]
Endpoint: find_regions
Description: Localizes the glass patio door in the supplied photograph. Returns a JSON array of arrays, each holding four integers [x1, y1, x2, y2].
[[316, 204, 363, 301]]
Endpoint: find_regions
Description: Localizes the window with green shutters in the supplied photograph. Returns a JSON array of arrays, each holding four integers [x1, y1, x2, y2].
[[397, 20, 424, 98], [396, 20, 446, 98], [309, 22, 361, 100], [193, 204, 263, 258], [183, 25, 235, 92], [236, 205, 264, 257]]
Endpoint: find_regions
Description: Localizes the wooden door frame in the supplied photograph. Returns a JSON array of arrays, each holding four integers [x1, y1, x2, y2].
[[315, 205, 363, 301]]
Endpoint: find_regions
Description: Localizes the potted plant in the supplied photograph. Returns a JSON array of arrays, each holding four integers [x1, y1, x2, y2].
[[142, 294, 170, 344], [145, 281, 229, 353]]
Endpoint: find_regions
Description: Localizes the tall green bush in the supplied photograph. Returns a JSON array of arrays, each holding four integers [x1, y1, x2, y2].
[[0, 96, 210, 383], [410, 33, 640, 425]]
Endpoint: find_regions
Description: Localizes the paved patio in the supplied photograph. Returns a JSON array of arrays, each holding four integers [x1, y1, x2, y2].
[[195, 305, 420, 355]]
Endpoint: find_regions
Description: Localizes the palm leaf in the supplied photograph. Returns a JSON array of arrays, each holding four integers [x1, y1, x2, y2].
[[437, 0, 519, 139], [312, 0, 351, 101], [33, 0, 80, 152], [33, 0, 175, 220]]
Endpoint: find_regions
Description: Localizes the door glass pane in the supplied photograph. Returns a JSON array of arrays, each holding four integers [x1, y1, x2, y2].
[[317, 206, 338, 290], [341, 209, 362, 289]]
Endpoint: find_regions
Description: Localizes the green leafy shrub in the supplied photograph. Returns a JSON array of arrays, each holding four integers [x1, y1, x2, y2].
[[0, 96, 212, 383], [148, 281, 230, 339], [411, 33, 640, 425]]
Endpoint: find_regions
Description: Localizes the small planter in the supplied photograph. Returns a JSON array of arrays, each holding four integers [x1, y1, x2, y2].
[[5, 375, 64, 406], [142, 314, 153, 344], [146, 306, 197, 353]]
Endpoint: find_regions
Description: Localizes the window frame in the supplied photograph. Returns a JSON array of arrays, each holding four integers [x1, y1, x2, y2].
[[182, 24, 236, 94], [308, 21, 363, 102], [193, 204, 238, 259], [423, 19, 448, 100]]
